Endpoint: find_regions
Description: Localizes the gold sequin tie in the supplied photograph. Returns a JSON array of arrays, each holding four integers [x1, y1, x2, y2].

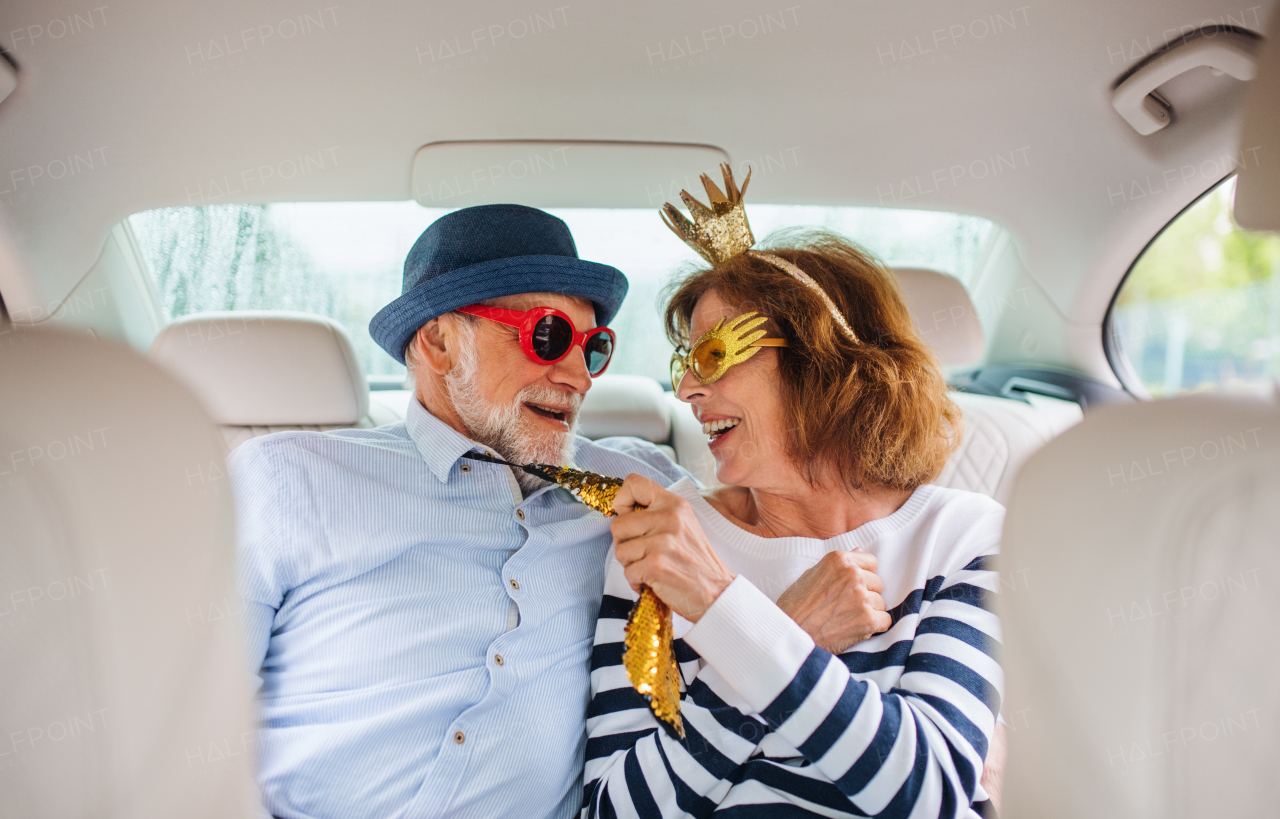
[[529, 465, 685, 739], [462, 453, 686, 740]]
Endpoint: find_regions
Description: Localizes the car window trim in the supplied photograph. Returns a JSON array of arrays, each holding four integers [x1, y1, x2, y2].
[[1101, 170, 1238, 399]]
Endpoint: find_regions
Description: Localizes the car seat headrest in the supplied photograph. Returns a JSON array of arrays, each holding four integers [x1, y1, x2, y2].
[[893, 267, 985, 366], [149, 311, 369, 426]]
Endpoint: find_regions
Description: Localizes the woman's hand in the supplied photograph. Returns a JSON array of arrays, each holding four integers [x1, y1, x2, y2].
[[776, 550, 892, 654], [981, 722, 1007, 815], [610, 475, 736, 622]]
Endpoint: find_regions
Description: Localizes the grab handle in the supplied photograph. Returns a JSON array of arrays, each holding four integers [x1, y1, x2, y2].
[[1113, 31, 1258, 135]]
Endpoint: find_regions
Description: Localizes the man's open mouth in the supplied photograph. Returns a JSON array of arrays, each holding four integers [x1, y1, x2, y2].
[[525, 402, 570, 423]]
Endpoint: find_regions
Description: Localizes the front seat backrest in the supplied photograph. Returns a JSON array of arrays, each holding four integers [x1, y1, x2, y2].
[[1000, 392, 1280, 817], [0, 327, 260, 818], [149, 311, 374, 450]]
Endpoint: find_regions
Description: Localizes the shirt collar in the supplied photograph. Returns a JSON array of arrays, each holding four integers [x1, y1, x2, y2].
[[405, 398, 488, 483], [404, 398, 578, 505]]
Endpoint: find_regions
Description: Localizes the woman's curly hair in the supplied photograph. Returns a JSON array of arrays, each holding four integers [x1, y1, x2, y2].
[[664, 229, 962, 491]]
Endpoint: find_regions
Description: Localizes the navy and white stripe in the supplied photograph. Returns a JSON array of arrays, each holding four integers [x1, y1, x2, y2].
[[231, 398, 687, 819], [583, 482, 1004, 818]]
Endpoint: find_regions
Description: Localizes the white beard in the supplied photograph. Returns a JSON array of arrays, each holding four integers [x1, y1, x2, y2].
[[445, 319, 582, 493]]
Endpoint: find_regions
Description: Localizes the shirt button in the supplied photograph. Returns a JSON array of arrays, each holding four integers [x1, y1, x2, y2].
[[460, 463, 471, 473], [494, 654, 504, 666], [516, 509, 525, 520], [454, 731, 465, 744], [509, 578, 520, 591]]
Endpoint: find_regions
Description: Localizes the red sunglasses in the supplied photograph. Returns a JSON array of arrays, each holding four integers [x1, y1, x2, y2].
[[455, 305, 616, 376]]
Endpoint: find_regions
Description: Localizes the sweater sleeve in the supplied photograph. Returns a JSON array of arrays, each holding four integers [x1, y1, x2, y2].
[[682, 541, 1003, 818], [581, 556, 770, 818]]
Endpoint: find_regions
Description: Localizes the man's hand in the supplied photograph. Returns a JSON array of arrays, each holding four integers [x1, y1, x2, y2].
[[610, 474, 736, 622], [776, 551, 892, 654]]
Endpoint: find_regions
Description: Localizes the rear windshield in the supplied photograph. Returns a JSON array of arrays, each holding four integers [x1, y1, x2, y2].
[[129, 202, 993, 383]]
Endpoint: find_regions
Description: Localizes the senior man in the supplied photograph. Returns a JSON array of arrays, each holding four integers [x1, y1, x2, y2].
[[230, 205, 686, 819]]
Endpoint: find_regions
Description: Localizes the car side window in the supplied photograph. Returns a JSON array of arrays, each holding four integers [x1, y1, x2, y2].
[[1108, 176, 1280, 397]]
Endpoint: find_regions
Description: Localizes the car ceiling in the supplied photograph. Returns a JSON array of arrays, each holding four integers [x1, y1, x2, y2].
[[0, 0, 1273, 335]]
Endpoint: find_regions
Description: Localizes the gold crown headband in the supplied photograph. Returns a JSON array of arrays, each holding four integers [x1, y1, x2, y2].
[[660, 164, 860, 345]]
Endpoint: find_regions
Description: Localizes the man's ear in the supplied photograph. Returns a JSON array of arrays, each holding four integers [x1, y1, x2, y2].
[[410, 318, 455, 376]]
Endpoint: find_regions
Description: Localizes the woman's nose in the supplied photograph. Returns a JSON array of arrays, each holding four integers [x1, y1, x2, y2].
[[675, 371, 705, 403]]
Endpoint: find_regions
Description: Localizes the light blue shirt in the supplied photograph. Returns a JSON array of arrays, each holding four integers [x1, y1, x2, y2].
[[230, 398, 687, 819]]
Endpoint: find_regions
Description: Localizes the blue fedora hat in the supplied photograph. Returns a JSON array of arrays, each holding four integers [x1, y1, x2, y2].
[[370, 204, 629, 364]]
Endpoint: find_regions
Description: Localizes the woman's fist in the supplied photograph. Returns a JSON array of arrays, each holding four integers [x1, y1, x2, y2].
[[776, 550, 891, 654], [610, 474, 735, 622]]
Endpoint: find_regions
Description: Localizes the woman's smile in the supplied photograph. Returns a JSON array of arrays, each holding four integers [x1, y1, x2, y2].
[[707, 421, 740, 449], [702, 416, 741, 442]]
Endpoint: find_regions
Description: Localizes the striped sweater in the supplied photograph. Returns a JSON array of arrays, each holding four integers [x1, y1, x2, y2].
[[583, 479, 1004, 818]]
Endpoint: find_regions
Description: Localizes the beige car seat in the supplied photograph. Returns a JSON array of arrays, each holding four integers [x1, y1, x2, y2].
[[0, 325, 260, 818], [149, 311, 397, 451]]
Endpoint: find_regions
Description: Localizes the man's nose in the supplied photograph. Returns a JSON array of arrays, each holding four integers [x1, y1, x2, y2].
[[548, 346, 592, 394]]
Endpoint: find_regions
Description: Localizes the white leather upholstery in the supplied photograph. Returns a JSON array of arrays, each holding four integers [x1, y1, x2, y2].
[[150, 311, 369, 426], [1000, 392, 1280, 818], [149, 311, 372, 449], [893, 267, 985, 366], [936, 392, 1081, 504], [0, 327, 259, 818]]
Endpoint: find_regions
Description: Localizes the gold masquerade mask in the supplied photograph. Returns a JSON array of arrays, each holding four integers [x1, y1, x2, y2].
[[669, 311, 787, 392], [661, 164, 861, 346]]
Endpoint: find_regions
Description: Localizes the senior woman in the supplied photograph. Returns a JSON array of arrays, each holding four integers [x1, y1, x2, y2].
[[581, 170, 1003, 818]]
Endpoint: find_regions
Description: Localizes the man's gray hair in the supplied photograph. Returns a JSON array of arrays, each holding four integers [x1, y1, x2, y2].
[[402, 336, 419, 391], [402, 311, 479, 391]]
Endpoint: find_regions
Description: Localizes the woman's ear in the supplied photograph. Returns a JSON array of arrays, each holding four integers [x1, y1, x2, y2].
[[411, 318, 455, 377]]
